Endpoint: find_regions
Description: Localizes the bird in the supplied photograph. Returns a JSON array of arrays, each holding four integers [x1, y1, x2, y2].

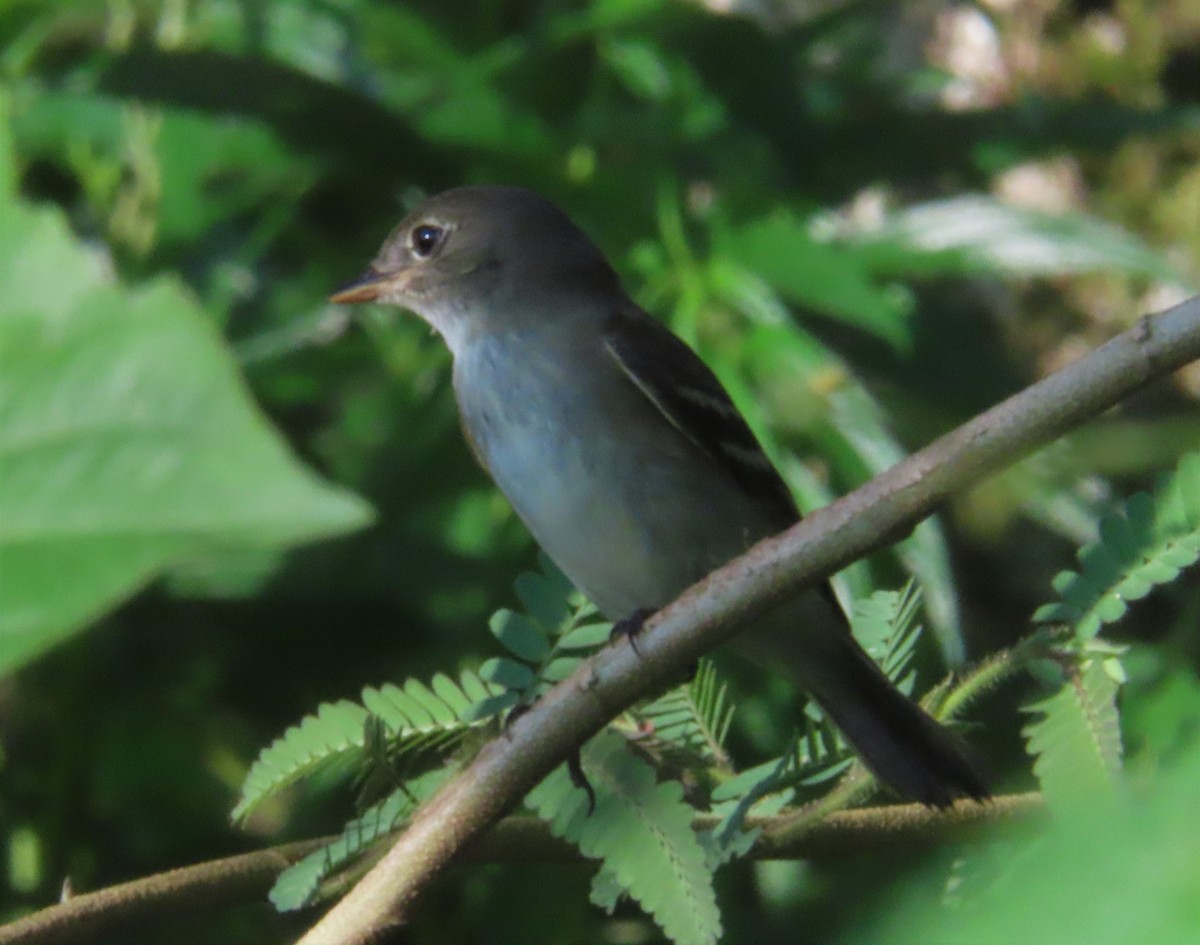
[[329, 185, 987, 807]]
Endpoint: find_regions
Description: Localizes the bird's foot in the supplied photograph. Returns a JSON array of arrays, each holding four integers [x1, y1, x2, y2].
[[610, 606, 656, 657], [567, 749, 597, 815], [501, 700, 532, 738], [502, 704, 595, 812]]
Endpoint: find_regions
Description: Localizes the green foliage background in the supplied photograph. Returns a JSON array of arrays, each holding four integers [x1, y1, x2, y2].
[[1, 0, 1198, 942]]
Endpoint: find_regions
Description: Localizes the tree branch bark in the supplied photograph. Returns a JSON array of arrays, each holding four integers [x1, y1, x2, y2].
[[0, 795, 1043, 945], [292, 294, 1200, 945], [0, 840, 327, 945]]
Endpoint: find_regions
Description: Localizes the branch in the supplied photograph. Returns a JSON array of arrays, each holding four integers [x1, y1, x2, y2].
[[466, 793, 1044, 862], [0, 840, 326, 945], [0, 795, 1042, 945], [295, 293, 1200, 945]]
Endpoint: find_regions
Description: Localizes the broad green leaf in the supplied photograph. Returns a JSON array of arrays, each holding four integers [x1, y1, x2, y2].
[[0, 271, 371, 673], [9, 88, 128, 172], [0, 88, 15, 196], [12, 86, 318, 261], [150, 108, 311, 249], [0, 201, 109, 320]]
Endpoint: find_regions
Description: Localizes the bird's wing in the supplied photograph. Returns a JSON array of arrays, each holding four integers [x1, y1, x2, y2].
[[601, 302, 800, 528]]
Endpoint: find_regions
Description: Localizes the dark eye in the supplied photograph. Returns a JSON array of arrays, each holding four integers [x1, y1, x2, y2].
[[410, 224, 444, 258]]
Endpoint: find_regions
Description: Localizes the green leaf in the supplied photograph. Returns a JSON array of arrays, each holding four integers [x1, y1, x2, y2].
[[463, 690, 522, 722], [541, 656, 584, 683], [602, 37, 672, 102], [719, 215, 913, 349], [234, 671, 495, 822], [824, 386, 963, 665], [588, 865, 626, 914], [727, 318, 964, 664], [710, 720, 850, 842], [513, 564, 575, 633], [1023, 659, 1123, 810], [488, 609, 551, 663], [857, 194, 1189, 285], [480, 656, 537, 691], [528, 731, 721, 945], [848, 732, 1200, 945], [153, 109, 313, 249], [0, 200, 109, 320], [270, 769, 452, 911], [1034, 452, 1200, 637], [0, 282, 372, 674], [849, 582, 923, 695], [233, 700, 370, 822], [556, 621, 614, 650], [360, 6, 556, 158], [361, 674, 482, 739], [0, 189, 371, 675], [400, 677, 459, 726], [0, 88, 15, 197], [635, 660, 733, 766]]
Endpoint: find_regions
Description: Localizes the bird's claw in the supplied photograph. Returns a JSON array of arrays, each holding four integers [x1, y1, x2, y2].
[[567, 750, 597, 815], [610, 606, 655, 658]]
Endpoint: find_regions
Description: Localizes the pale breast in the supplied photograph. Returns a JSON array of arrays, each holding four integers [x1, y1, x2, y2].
[[452, 326, 780, 619]]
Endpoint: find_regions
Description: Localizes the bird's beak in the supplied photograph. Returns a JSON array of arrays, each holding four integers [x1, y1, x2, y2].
[[328, 267, 395, 304]]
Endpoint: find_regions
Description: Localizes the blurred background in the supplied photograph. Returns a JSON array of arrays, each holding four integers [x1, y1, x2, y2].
[[1, 0, 1198, 942]]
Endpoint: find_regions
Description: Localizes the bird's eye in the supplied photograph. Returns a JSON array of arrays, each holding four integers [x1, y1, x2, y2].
[[410, 224, 444, 258]]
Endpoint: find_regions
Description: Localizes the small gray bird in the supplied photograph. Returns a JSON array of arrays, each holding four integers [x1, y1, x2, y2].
[[331, 185, 987, 806]]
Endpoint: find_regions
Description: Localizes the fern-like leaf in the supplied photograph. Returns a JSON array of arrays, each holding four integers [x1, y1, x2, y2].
[[633, 660, 734, 768], [528, 730, 721, 945], [233, 700, 370, 822], [1034, 451, 1200, 638], [1022, 658, 1123, 809], [588, 865, 626, 913], [850, 580, 923, 694], [233, 670, 495, 822], [475, 558, 611, 709], [270, 768, 452, 911], [709, 715, 849, 848]]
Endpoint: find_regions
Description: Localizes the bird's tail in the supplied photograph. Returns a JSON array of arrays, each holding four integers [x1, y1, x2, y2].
[[800, 630, 988, 807], [736, 596, 988, 807]]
